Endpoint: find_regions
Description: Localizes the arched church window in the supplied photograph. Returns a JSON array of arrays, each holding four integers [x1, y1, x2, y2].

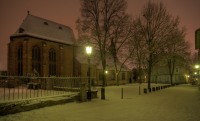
[[49, 48, 56, 76], [49, 48, 56, 62], [32, 46, 41, 76], [17, 45, 23, 76]]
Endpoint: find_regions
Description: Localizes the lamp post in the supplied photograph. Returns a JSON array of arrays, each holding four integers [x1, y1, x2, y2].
[[194, 64, 200, 76], [192, 64, 200, 85], [86, 45, 92, 100]]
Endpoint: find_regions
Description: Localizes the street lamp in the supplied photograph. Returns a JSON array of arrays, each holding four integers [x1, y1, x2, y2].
[[194, 64, 200, 75], [195, 65, 199, 69], [105, 70, 108, 74], [86, 45, 92, 100]]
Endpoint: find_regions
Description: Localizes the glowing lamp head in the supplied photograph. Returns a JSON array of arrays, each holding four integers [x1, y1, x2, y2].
[[105, 70, 108, 74], [195, 65, 199, 69], [86, 46, 92, 55]]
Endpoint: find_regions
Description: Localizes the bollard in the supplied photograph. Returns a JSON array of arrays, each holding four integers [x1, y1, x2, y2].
[[121, 88, 123, 99], [155, 87, 158, 91], [152, 87, 155, 91], [144, 88, 147, 94], [148, 88, 151, 92], [80, 84, 87, 102], [139, 84, 141, 95]]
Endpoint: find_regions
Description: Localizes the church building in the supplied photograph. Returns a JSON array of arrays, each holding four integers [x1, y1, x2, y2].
[[8, 14, 76, 76]]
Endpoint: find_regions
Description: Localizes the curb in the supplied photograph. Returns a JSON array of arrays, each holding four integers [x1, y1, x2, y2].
[[0, 94, 79, 116]]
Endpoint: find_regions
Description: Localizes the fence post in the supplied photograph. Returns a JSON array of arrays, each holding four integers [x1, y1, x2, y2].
[[139, 83, 141, 95], [4, 79, 6, 101], [80, 83, 87, 102]]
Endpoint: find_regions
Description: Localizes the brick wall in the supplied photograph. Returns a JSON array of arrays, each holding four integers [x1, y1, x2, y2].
[[8, 36, 74, 76]]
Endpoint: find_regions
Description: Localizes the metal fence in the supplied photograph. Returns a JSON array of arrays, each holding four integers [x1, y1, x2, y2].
[[0, 76, 94, 102]]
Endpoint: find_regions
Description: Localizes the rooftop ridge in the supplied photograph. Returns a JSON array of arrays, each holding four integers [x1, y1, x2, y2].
[[27, 14, 73, 31], [11, 14, 75, 45]]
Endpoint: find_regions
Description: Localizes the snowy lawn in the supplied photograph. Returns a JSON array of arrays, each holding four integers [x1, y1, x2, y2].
[[0, 84, 200, 121]]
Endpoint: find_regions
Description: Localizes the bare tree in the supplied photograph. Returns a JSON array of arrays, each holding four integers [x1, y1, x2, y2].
[[129, 24, 146, 83], [109, 13, 133, 85], [132, 1, 180, 89], [77, 0, 128, 99], [165, 26, 191, 84]]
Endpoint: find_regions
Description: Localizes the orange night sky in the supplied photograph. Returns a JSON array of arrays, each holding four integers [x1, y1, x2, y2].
[[0, 0, 200, 70]]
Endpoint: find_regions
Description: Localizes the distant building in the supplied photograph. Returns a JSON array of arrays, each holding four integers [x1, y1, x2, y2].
[[195, 28, 200, 61], [8, 14, 76, 76], [151, 59, 189, 84], [195, 28, 200, 50], [75, 46, 131, 85]]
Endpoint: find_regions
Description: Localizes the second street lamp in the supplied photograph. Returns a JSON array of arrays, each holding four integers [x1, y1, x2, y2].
[[86, 45, 92, 100], [195, 64, 199, 69], [194, 64, 200, 75]]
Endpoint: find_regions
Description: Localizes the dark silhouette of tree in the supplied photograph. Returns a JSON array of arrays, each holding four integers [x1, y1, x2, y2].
[[76, 0, 129, 99], [109, 13, 133, 86], [131, 1, 181, 89], [165, 26, 191, 85]]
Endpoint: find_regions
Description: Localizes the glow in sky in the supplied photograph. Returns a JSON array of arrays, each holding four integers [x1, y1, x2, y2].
[[0, 0, 200, 70]]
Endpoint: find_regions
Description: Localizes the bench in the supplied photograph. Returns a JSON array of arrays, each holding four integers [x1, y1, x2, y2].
[[27, 83, 40, 89], [53, 86, 80, 92]]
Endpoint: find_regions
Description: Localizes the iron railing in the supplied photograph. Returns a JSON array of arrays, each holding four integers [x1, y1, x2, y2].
[[0, 76, 95, 102]]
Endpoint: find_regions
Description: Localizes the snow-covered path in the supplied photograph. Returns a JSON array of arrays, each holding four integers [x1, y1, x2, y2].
[[0, 84, 200, 121]]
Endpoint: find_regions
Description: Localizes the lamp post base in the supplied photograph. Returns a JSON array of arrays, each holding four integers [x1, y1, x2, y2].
[[87, 90, 92, 100], [101, 87, 105, 100]]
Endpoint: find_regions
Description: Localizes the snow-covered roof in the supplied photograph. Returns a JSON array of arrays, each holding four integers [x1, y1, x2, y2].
[[11, 14, 75, 45]]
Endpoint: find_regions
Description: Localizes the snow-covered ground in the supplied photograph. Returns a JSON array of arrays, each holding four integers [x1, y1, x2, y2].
[[0, 84, 200, 121]]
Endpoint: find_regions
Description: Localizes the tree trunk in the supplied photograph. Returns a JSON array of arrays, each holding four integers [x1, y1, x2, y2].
[[138, 65, 142, 84], [168, 58, 175, 85], [116, 71, 119, 86], [101, 72, 106, 99], [170, 74, 173, 85], [147, 55, 152, 89], [101, 58, 106, 100], [147, 67, 151, 89]]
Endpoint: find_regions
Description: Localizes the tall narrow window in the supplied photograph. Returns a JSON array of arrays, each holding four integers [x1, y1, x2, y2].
[[32, 46, 41, 76], [49, 48, 56, 76], [99, 72, 103, 80], [17, 45, 23, 76], [122, 72, 125, 80], [111, 71, 115, 80], [176, 68, 179, 73]]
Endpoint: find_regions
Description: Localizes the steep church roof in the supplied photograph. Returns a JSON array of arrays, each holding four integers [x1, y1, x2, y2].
[[11, 14, 75, 45]]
